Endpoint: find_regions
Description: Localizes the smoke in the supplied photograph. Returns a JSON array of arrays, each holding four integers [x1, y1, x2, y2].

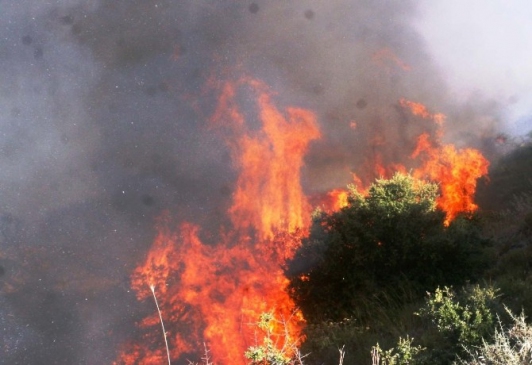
[[0, 1, 504, 363], [415, 0, 532, 136]]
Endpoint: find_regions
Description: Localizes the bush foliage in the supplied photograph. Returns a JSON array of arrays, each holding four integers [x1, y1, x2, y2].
[[287, 173, 492, 323], [457, 310, 532, 365]]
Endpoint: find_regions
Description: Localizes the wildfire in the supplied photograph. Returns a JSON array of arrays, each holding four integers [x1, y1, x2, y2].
[[324, 99, 489, 223], [227, 83, 321, 241], [115, 77, 489, 364], [115, 78, 318, 364], [326, 189, 349, 211], [411, 133, 489, 224], [403, 99, 489, 224]]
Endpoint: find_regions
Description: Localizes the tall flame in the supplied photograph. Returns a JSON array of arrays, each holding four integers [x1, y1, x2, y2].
[[115, 78, 319, 364], [227, 81, 321, 241]]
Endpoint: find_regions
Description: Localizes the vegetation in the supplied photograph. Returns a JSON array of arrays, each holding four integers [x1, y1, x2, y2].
[[413, 285, 503, 364], [476, 134, 532, 212], [371, 336, 425, 365], [199, 139, 532, 365], [457, 310, 532, 365], [244, 312, 303, 365], [287, 173, 492, 324]]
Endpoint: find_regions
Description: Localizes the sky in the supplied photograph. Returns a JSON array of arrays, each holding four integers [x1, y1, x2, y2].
[[0, 1, 530, 364], [415, 0, 532, 135]]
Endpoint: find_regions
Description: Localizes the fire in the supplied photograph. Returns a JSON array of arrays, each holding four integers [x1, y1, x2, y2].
[[400, 100, 490, 224], [115, 78, 319, 364], [399, 98, 445, 126], [319, 99, 489, 224], [115, 80, 490, 364], [411, 133, 489, 224], [228, 84, 321, 241], [317, 173, 368, 213], [372, 48, 411, 72], [327, 189, 349, 211]]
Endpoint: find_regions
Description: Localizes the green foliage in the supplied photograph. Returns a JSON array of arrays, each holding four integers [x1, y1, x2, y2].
[[419, 286, 498, 347], [244, 312, 303, 365], [457, 310, 532, 365], [415, 285, 501, 363], [287, 173, 492, 323], [300, 296, 424, 365], [372, 336, 425, 365], [246, 337, 291, 365], [482, 180, 532, 315], [489, 242, 532, 316]]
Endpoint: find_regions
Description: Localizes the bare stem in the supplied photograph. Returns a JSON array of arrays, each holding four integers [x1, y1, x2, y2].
[[150, 284, 171, 365], [338, 345, 345, 365]]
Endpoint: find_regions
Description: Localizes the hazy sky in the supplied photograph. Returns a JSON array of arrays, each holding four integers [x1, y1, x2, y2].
[[416, 0, 532, 135]]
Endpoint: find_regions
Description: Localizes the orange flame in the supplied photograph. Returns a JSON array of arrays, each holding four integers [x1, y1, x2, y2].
[[412, 133, 489, 224], [116, 78, 319, 364], [399, 98, 445, 126], [400, 99, 490, 224], [372, 48, 411, 71], [228, 88, 321, 241], [325, 189, 349, 212], [326, 99, 489, 224]]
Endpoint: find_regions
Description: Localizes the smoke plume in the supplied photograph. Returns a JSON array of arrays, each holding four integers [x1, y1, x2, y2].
[[0, 1, 503, 363]]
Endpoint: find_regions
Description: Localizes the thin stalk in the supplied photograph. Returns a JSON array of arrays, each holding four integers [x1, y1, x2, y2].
[[150, 284, 171, 365]]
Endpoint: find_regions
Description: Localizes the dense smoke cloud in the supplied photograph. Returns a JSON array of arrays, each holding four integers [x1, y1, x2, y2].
[[0, 1, 503, 363]]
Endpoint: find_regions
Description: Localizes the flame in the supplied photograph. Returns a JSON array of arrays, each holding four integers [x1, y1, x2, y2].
[[412, 133, 489, 224], [116, 82, 490, 364], [400, 99, 490, 224], [399, 98, 445, 126], [372, 48, 411, 71], [228, 86, 321, 241], [323, 99, 489, 224], [116, 78, 319, 364], [327, 189, 349, 211]]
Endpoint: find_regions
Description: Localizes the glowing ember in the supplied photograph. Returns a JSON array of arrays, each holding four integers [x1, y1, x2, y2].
[[115, 79, 318, 364]]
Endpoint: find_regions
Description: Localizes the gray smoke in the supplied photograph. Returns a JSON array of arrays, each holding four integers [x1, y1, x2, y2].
[[0, 1, 503, 363]]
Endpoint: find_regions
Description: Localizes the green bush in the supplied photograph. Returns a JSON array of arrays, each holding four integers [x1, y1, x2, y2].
[[415, 285, 501, 364], [372, 336, 425, 365], [287, 173, 493, 323], [457, 310, 532, 365]]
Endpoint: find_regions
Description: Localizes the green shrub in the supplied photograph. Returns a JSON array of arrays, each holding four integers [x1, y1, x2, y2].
[[287, 173, 493, 323], [457, 310, 532, 365], [371, 336, 425, 365], [244, 312, 304, 365], [416, 285, 501, 363]]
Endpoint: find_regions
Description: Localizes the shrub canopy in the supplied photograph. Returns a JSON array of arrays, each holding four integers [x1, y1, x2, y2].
[[287, 173, 492, 322]]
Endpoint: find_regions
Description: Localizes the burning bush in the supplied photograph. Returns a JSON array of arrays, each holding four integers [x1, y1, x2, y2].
[[287, 173, 493, 323]]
